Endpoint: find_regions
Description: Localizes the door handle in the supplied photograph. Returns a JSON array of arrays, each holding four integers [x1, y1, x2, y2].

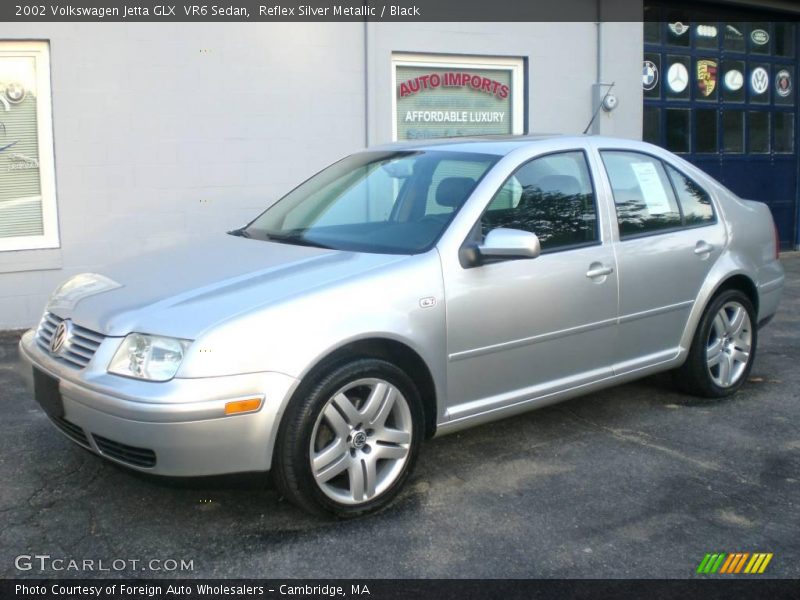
[[694, 241, 715, 255], [586, 264, 614, 279]]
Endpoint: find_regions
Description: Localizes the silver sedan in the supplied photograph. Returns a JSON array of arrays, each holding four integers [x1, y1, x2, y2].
[[19, 135, 785, 517]]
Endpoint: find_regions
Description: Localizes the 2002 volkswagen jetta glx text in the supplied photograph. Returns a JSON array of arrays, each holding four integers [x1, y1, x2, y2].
[[20, 135, 784, 517]]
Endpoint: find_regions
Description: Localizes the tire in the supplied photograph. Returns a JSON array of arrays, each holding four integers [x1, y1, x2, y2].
[[273, 358, 423, 518], [674, 289, 757, 399]]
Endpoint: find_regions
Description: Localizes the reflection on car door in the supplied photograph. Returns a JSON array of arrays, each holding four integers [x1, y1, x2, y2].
[[599, 150, 727, 373], [442, 150, 619, 423]]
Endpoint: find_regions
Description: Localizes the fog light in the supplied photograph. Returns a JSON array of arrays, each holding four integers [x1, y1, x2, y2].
[[224, 397, 263, 415]]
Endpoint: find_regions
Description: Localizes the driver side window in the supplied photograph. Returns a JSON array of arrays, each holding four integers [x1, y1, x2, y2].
[[481, 151, 598, 252]]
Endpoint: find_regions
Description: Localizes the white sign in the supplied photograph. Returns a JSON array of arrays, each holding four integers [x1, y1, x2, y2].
[[630, 162, 671, 215], [751, 67, 769, 94], [667, 63, 689, 93]]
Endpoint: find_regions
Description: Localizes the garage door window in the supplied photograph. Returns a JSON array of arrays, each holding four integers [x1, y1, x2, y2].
[[0, 41, 57, 251]]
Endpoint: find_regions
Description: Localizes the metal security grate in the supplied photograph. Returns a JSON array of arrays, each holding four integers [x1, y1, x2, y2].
[[36, 312, 105, 369], [93, 434, 157, 468], [51, 417, 91, 448]]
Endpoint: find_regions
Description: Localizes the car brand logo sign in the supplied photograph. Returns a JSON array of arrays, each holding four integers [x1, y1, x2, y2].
[[669, 22, 689, 36], [697, 60, 718, 97], [642, 60, 658, 91], [667, 63, 689, 93], [751, 29, 769, 45], [724, 69, 744, 91], [751, 67, 769, 94], [696, 25, 718, 38], [775, 69, 792, 97], [50, 321, 71, 354]]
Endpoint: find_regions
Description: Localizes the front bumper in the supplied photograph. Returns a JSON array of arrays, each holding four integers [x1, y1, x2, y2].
[[19, 330, 298, 476]]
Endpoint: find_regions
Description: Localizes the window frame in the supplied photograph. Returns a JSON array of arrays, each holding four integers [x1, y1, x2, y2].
[[0, 40, 58, 252], [463, 148, 602, 258], [598, 148, 718, 241]]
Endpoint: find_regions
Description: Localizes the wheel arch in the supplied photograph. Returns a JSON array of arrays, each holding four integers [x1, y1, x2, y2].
[[287, 337, 439, 440]]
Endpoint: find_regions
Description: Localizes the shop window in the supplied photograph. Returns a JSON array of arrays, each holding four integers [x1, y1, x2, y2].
[[665, 109, 691, 153], [721, 60, 745, 103], [696, 109, 718, 153], [643, 53, 661, 99], [775, 23, 796, 58], [749, 22, 771, 55], [392, 53, 524, 141], [0, 41, 57, 252], [723, 23, 746, 53], [722, 111, 744, 153], [774, 112, 794, 154], [748, 63, 770, 105], [749, 111, 770, 154], [643, 106, 660, 145], [665, 56, 690, 100], [774, 66, 794, 106]]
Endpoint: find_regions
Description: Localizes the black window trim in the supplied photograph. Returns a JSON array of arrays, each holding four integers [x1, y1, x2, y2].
[[598, 147, 719, 242], [459, 148, 603, 267]]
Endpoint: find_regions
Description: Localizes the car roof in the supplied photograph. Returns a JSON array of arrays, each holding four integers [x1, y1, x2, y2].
[[367, 134, 640, 156]]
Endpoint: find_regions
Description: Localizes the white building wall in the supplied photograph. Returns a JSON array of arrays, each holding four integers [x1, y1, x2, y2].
[[0, 20, 643, 329]]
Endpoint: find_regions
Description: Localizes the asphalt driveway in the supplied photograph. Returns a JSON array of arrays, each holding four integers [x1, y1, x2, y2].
[[1, 255, 798, 579]]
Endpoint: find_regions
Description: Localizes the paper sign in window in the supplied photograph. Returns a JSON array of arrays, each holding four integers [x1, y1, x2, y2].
[[630, 162, 672, 214]]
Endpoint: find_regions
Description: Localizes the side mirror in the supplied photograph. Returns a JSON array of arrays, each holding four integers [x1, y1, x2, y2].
[[478, 228, 541, 260]]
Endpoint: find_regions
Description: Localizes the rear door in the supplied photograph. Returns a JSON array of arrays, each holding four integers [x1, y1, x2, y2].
[[597, 149, 727, 372]]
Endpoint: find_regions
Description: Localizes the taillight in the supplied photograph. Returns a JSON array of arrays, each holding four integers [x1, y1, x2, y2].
[[773, 221, 780, 260]]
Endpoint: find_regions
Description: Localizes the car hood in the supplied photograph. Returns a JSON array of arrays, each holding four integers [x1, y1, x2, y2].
[[53, 235, 406, 338]]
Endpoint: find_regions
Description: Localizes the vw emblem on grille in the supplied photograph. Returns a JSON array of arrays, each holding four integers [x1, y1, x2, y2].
[[50, 320, 71, 354]]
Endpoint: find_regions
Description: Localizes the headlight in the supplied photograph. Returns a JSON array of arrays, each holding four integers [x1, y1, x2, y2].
[[108, 334, 191, 382]]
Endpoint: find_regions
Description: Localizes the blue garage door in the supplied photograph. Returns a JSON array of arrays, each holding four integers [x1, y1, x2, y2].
[[643, 11, 798, 249]]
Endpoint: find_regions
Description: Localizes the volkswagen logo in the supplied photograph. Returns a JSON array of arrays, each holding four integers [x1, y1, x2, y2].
[[351, 431, 367, 450], [50, 320, 71, 354]]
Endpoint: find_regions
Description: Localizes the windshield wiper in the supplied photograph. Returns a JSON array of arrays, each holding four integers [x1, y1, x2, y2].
[[266, 233, 333, 249]]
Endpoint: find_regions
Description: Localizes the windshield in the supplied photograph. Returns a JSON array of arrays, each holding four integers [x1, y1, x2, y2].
[[241, 150, 499, 254]]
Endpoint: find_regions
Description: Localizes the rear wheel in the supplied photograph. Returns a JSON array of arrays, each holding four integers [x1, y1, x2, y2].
[[274, 358, 423, 517], [675, 289, 757, 398]]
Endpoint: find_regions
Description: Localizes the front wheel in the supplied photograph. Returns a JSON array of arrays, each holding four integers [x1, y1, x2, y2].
[[675, 289, 757, 398], [273, 358, 423, 517]]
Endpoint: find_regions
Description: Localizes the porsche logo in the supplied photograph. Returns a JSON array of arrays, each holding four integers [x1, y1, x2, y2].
[[697, 60, 718, 97]]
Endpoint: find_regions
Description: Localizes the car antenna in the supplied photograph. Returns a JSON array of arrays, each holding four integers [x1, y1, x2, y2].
[[583, 81, 615, 135]]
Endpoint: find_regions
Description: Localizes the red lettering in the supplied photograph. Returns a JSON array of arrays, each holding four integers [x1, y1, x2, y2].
[[399, 82, 410, 97], [419, 74, 431, 89], [491, 80, 501, 96], [498, 84, 510, 99], [481, 77, 492, 93], [471, 75, 482, 89], [408, 78, 420, 93], [429, 73, 441, 87]]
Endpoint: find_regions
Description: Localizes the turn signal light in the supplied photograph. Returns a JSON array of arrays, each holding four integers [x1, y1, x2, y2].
[[224, 397, 263, 415]]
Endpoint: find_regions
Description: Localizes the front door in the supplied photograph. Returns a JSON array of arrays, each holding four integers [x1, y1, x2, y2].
[[442, 150, 618, 422]]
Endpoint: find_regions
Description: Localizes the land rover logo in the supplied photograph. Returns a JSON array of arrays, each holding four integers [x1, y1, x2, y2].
[[50, 321, 70, 354], [751, 29, 769, 45]]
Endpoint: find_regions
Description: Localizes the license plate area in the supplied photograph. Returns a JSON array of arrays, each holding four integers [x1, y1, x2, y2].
[[33, 367, 64, 419]]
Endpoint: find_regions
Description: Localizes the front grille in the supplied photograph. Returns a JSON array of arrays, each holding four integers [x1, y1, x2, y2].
[[51, 417, 91, 448], [93, 434, 157, 468], [36, 312, 105, 369]]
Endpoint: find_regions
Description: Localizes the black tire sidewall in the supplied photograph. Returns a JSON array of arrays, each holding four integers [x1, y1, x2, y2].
[[686, 289, 758, 398], [275, 358, 424, 518]]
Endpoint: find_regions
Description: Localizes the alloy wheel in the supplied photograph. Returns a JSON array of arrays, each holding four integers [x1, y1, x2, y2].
[[309, 378, 413, 505], [706, 300, 752, 388]]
